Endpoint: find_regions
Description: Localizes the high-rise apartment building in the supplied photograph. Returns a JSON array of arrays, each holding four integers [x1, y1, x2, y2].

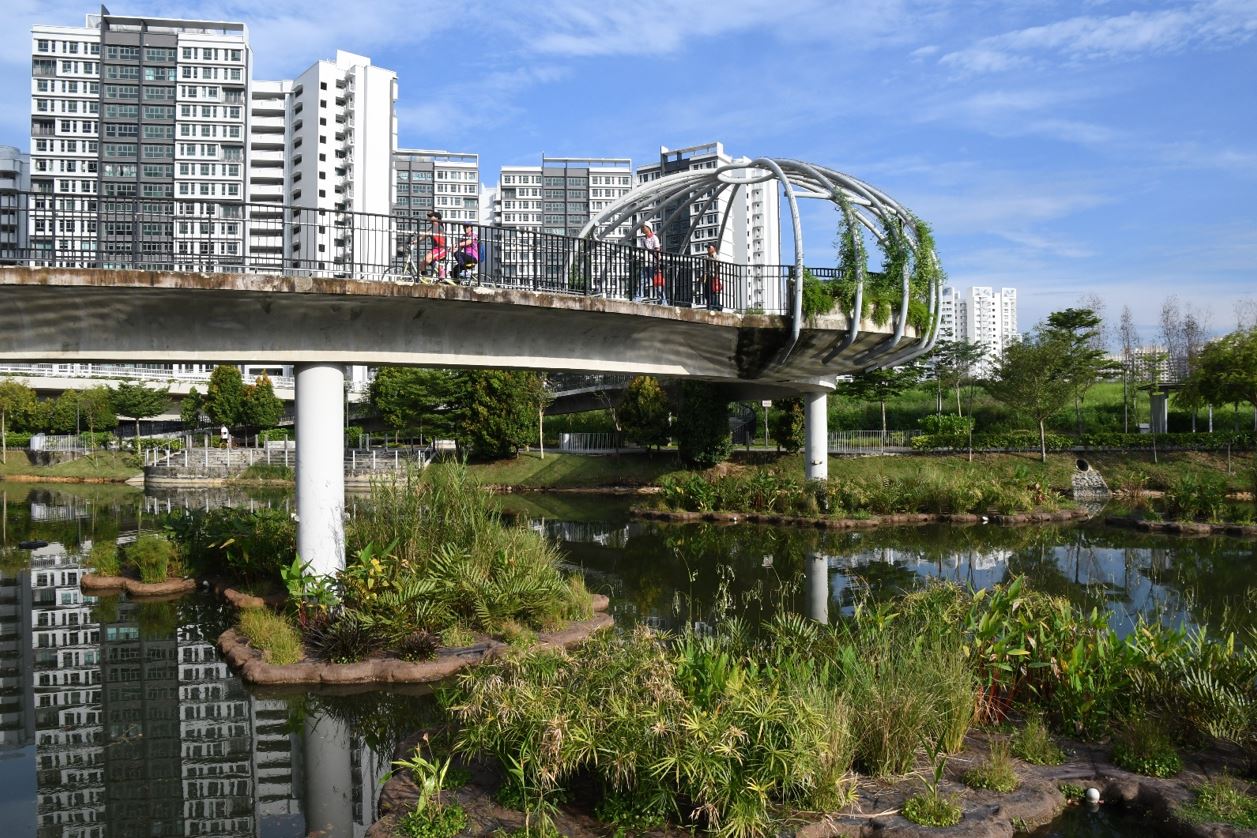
[[948, 286, 1019, 372], [635, 142, 781, 310], [0, 146, 30, 264], [489, 156, 634, 283], [30, 12, 250, 270], [493, 156, 633, 235], [938, 285, 958, 342], [392, 148, 479, 230]]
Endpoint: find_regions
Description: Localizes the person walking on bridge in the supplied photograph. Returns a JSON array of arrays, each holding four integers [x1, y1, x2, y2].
[[636, 223, 665, 304]]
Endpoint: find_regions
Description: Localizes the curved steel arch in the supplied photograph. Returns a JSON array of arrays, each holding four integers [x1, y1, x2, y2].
[[578, 158, 943, 375]]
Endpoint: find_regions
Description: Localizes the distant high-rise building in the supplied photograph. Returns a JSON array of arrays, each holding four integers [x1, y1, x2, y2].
[[949, 286, 1019, 372], [0, 145, 30, 264], [392, 148, 479, 230], [30, 12, 251, 270], [489, 156, 634, 283]]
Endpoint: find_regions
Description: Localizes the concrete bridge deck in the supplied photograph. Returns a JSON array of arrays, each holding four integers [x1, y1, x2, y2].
[[0, 267, 919, 395]]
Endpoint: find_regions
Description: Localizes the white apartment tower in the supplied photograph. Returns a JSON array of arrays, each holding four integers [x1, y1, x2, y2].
[[635, 142, 782, 310], [280, 50, 397, 276], [30, 12, 251, 270], [938, 285, 958, 343], [952, 286, 1019, 372]]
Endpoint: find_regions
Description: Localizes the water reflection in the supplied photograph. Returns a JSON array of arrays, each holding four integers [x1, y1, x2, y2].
[[0, 485, 427, 838], [0, 483, 1254, 837]]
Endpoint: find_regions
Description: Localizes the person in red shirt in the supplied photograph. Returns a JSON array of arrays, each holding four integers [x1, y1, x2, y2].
[[418, 210, 447, 280]]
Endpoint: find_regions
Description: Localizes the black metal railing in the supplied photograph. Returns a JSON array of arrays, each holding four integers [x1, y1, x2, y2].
[[0, 191, 812, 314]]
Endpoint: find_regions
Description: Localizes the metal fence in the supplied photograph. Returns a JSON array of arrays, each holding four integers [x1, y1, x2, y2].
[[828, 430, 920, 454], [0, 191, 812, 315], [558, 432, 628, 452]]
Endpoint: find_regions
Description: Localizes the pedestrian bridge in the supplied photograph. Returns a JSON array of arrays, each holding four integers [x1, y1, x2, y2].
[[0, 157, 942, 577]]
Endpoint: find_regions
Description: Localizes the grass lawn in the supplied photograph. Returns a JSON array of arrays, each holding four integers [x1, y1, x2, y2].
[[472, 448, 1256, 493], [468, 450, 684, 488], [0, 451, 142, 481]]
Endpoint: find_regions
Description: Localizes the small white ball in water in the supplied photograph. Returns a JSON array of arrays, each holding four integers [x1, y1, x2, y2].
[[1085, 788, 1101, 803]]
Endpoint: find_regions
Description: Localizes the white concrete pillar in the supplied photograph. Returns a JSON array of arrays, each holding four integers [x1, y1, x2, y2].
[[804, 391, 828, 482], [806, 553, 829, 625], [296, 363, 345, 576], [303, 713, 353, 838]]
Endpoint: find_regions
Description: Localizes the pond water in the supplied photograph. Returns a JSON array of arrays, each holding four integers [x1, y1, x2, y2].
[[2, 481, 1254, 837]]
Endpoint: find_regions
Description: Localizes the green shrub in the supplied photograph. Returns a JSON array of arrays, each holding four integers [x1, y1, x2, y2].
[[88, 539, 119, 576], [1165, 473, 1229, 521], [1011, 714, 1065, 766], [237, 608, 303, 665], [396, 806, 466, 838], [1178, 776, 1257, 828], [166, 506, 294, 582], [919, 414, 973, 435], [963, 737, 1019, 793], [127, 534, 179, 583], [902, 792, 962, 827], [1111, 717, 1181, 778], [450, 627, 851, 837]]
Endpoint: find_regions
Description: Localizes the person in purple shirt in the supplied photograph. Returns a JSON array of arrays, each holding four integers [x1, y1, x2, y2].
[[450, 224, 479, 283]]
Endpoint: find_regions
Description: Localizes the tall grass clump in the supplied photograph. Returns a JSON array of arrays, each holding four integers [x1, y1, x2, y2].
[[278, 464, 594, 663], [237, 607, 302, 665], [1178, 776, 1257, 828], [88, 539, 119, 576], [127, 533, 180, 583], [836, 607, 976, 775]]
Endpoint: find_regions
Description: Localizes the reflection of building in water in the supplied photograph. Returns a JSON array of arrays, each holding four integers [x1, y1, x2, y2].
[[100, 598, 183, 835], [531, 519, 633, 549], [0, 563, 35, 751], [14, 541, 310, 837], [28, 545, 104, 837]]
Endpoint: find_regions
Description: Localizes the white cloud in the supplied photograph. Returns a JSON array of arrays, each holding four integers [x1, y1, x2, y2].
[[940, 0, 1257, 73]]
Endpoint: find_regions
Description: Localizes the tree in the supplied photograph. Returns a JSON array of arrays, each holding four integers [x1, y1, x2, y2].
[[770, 397, 805, 453], [0, 378, 36, 464], [618, 375, 671, 450], [111, 381, 170, 447], [1178, 327, 1257, 427], [181, 387, 205, 430], [674, 381, 731, 468], [1044, 307, 1112, 435], [77, 386, 117, 440], [929, 341, 984, 418], [368, 367, 457, 442], [1118, 306, 1140, 433], [241, 372, 284, 432], [985, 329, 1074, 463], [205, 365, 246, 428], [842, 364, 922, 438], [452, 370, 546, 460]]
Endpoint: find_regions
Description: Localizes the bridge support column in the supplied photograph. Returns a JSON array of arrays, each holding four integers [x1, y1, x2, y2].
[[295, 363, 345, 576], [804, 391, 828, 483]]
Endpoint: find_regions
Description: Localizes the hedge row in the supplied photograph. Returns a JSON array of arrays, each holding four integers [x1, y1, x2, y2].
[[912, 430, 1256, 452]]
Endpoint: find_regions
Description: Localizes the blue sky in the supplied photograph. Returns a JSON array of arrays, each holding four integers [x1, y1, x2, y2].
[[5, 1, 1256, 343]]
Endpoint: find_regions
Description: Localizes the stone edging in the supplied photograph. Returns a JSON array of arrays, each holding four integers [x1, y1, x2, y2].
[[1107, 516, 1257, 538], [216, 596, 613, 687], [633, 507, 1089, 530], [80, 573, 198, 596]]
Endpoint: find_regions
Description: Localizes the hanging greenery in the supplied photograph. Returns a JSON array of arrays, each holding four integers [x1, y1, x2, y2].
[[910, 218, 944, 304], [801, 268, 836, 320], [833, 191, 868, 320]]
